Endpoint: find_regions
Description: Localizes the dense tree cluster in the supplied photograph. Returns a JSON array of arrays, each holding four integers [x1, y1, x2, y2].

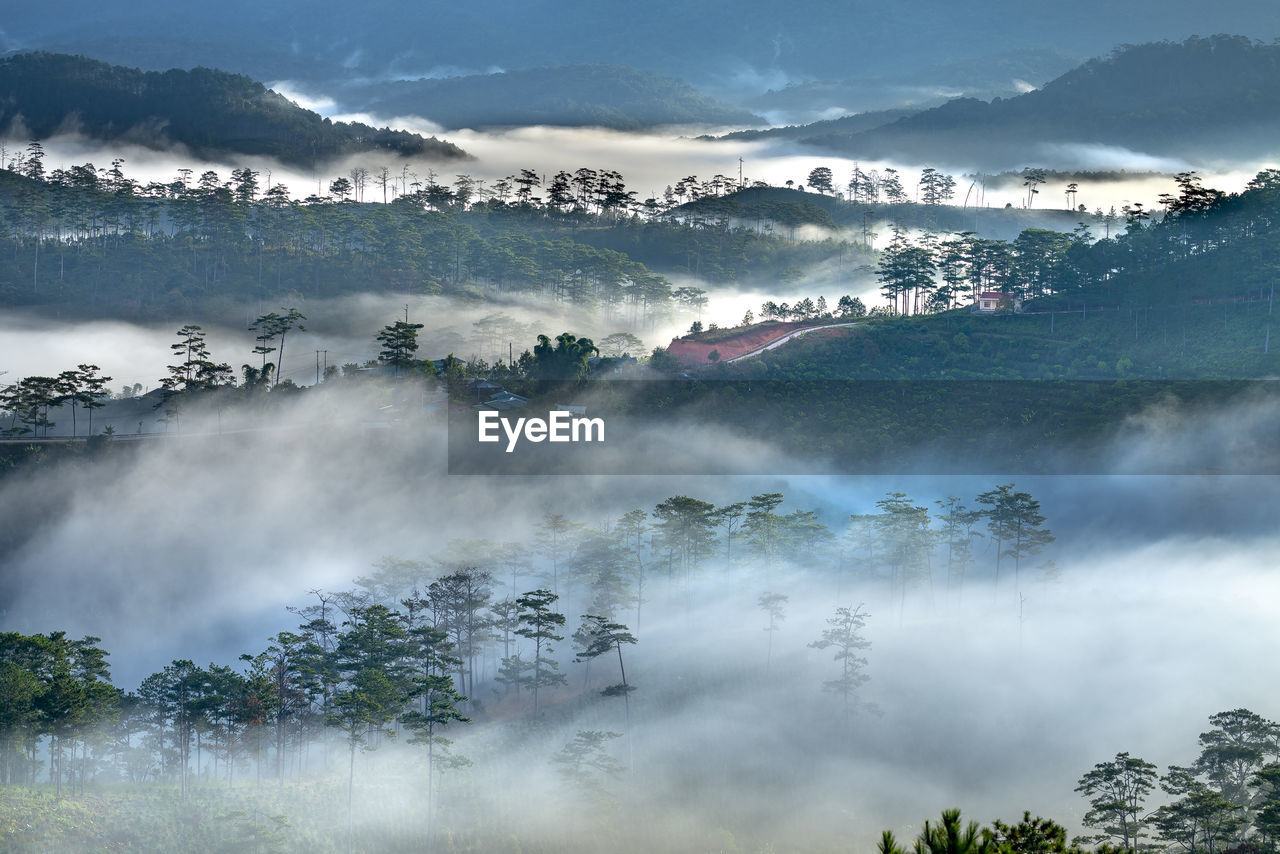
[[1076, 710, 1280, 854], [873, 222, 1093, 315], [6, 136, 1280, 323], [1, 364, 111, 438], [0, 159, 684, 323], [868, 168, 1280, 316], [0, 151, 858, 315]]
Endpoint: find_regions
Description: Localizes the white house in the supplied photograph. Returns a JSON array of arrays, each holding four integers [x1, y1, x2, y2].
[[973, 291, 1021, 313]]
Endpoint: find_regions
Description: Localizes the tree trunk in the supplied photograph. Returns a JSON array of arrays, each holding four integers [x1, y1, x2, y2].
[[276, 333, 287, 388], [617, 643, 633, 771], [425, 734, 435, 853], [347, 738, 356, 854]]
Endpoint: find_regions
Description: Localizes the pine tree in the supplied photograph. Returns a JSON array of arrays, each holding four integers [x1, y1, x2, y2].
[[809, 605, 871, 728], [515, 589, 566, 718], [758, 592, 787, 675], [376, 320, 424, 378], [1075, 751, 1159, 849]]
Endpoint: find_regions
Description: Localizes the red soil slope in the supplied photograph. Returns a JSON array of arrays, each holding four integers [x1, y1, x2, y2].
[[667, 322, 811, 366]]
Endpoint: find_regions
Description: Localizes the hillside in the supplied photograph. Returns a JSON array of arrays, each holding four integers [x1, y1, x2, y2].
[[666, 321, 811, 365], [664, 168, 1280, 385], [767, 36, 1280, 168], [348, 64, 763, 130], [0, 52, 468, 166]]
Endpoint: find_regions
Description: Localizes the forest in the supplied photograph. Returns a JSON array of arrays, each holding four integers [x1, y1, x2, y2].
[[0, 146, 860, 320], [5, 21, 1280, 854], [4, 434, 1279, 854], [2, 479, 1061, 853], [4, 126, 1280, 333]]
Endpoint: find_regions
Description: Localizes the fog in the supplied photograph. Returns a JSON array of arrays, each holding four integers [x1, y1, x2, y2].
[[23, 112, 1279, 219], [22, 118, 1266, 337], [3, 362, 1279, 849]]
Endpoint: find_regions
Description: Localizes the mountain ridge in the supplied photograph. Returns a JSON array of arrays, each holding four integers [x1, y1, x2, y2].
[[737, 35, 1280, 168], [0, 52, 469, 166]]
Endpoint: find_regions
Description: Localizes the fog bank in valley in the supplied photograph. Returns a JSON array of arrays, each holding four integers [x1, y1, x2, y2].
[[16, 119, 1278, 220], [1, 373, 1277, 849]]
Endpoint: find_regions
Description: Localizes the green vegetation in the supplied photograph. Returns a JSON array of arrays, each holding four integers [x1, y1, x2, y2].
[[1074, 710, 1280, 854], [722, 307, 1278, 381], [684, 168, 1280, 383], [3, 13, 1280, 854], [0, 162, 680, 320], [624, 168, 1280, 463], [4, 305, 1271, 479], [0, 152, 864, 317], [884, 709, 1280, 854], [612, 373, 1276, 472]]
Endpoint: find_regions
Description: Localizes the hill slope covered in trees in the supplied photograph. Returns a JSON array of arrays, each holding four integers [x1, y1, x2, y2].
[[766, 36, 1280, 167], [0, 53, 468, 166]]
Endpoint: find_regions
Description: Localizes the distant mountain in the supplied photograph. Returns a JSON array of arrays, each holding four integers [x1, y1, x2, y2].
[[0, 53, 468, 166], [7, 1, 1280, 110], [346, 64, 763, 131], [783, 36, 1280, 168], [738, 48, 1083, 124]]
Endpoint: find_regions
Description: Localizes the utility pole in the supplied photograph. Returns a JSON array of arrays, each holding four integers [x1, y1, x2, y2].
[[738, 157, 744, 189], [404, 304, 410, 323]]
